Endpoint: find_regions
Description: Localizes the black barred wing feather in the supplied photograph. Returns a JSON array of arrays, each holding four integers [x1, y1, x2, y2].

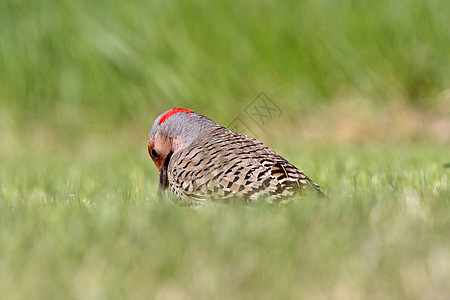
[[168, 127, 323, 205]]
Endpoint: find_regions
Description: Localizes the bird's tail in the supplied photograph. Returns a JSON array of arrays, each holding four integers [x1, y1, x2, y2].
[[303, 176, 327, 197]]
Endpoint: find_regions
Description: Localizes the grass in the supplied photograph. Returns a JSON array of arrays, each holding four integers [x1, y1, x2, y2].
[[0, 0, 449, 298], [0, 141, 448, 299], [1, 0, 449, 126]]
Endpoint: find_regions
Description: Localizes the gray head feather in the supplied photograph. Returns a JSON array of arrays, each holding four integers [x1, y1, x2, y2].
[[148, 109, 219, 147]]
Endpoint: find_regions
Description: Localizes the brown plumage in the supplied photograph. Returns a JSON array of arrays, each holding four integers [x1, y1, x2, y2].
[[148, 108, 324, 205]]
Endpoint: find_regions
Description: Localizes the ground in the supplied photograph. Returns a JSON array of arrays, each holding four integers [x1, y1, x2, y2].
[[0, 138, 448, 299], [0, 0, 448, 298]]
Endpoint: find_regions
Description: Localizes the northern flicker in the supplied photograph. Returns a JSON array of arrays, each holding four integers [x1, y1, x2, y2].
[[148, 108, 324, 205]]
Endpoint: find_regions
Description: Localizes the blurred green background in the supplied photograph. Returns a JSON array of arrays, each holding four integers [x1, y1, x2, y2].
[[1, 0, 448, 147], [0, 1, 449, 299]]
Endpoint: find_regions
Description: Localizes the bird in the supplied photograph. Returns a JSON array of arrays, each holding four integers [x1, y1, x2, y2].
[[148, 108, 324, 206]]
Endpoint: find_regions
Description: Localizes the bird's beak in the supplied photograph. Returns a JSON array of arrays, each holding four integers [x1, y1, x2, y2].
[[158, 164, 169, 195], [157, 151, 173, 195]]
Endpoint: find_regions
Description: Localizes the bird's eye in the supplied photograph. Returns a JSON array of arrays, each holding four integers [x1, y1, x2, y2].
[[151, 149, 159, 158]]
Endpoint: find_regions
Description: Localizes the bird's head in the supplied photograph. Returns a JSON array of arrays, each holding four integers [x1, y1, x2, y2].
[[148, 108, 217, 193]]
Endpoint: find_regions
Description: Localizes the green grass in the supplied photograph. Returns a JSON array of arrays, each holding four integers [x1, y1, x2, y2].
[[0, 142, 448, 299], [0, 0, 449, 298], [1, 0, 449, 127]]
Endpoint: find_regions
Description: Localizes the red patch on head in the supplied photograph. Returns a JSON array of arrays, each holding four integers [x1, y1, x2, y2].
[[159, 108, 194, 125]]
